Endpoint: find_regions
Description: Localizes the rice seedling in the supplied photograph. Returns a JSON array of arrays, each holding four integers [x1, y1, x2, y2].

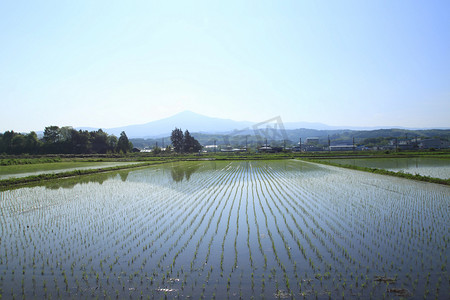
[[0, 160, 447, 299]]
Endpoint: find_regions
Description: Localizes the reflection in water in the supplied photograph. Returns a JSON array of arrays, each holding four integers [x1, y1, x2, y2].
[[43, 170, 131, 190], [5, 160, 326, 191], [119, 172, 129, 182], [170, 163, 201, 182]]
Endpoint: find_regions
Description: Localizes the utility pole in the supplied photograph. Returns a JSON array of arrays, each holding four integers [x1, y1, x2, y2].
[[352, 137, 355, 152], [299, 138, 302, 152], [214, 140, 216, 153], [246, 135, 248, 152], [328, 135, 330, 152]]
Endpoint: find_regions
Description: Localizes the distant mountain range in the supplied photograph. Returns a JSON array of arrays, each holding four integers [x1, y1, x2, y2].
[[77, 110, 446, 139], [103, 110, 253, 138]]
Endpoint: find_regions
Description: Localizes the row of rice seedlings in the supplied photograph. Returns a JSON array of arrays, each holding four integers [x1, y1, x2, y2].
[[200, 164, 250, 295], [114, 166, 230, 295], [289, 161, 449, 298], [85, 183, 189, 278], [251, 164, 290, 295], [218, 165, 242, 276], [232, 174, 244, 272], [159, 163, 241, 296], [1, 160, 448, 298], [261, 162, 350, 295], [249, 164, 267, 268], [188, 165, 240, 272], [148, 168, 234, 288], [3, 173, 200, 296], [245, 162, 273, 296], [221, 166, 249, 298], [0, 162, 330, 298], [268, 165, 357, 272], [266, 162, 384, 294], [260, 165, 334, 285], [202, 174, 238, 271], [294, 165, 405, 292], [286, 166, 398, 293], [244, 173, 255, 272], [164, 175, 227, 275], [250, 162, 311, 295], [109, 186, 189, 270], [257, 169, 297, 295]]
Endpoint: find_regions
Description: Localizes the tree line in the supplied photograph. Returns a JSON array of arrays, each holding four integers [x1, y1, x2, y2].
[[170, 128, 202, 153], [0, 126, 133, 155]]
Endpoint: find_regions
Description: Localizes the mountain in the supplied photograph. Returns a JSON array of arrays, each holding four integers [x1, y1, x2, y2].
[[103, 111, 253, 138], [73, 110, 449, 139]]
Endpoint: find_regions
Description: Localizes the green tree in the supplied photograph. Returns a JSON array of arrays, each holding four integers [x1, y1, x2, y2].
[[43, 126, 61, 144], [11, 134, 26, 154], [183, 130, 202, 153], [90, 129, 109, 154], [1, 131, 15, 153], [117, 131, 132, 153], [171, 128, 184, 153], [43, 126, 62, 153], [107, 135, 118, 153], [71, 130, 90, 154], [24, 131, 40, 154]]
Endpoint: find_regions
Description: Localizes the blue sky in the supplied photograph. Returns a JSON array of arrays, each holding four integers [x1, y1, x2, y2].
[[1, 0, 449, 132]]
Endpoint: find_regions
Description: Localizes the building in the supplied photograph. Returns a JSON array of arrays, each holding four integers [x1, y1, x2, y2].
[[204, 145, 218, 152], [420, 139, 449, 149], [220, 145, 243, 153], [329, 145, 355, 151], [305, 137, 319, 144]]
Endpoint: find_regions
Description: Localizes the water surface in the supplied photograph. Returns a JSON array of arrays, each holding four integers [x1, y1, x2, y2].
[[320, 157, 450, 179], [0, 160, 448, 299]]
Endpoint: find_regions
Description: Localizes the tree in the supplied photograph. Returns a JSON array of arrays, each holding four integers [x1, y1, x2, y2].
[[90, 129, 109, 154], [43, 126, 62, 153], [11, 134, 26, 154], [183, 130, 193, 153], [117, 131, 132, 153], [183, 130, 202, 153], [0, 131, 40, 154], [24, 132, 40, 154], [107, 135, 118, 153], [43, 126, 61, 144], [0, 131, 15, 154], [71, 130, 90, 154], [171, 128, 184, 153]]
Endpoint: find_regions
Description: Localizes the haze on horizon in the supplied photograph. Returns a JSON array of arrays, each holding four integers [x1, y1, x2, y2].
[[1, 1, 449, 133]]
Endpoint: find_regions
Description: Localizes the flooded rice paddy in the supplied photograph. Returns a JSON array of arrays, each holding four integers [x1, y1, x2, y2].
[[319, 157, 450, 179], [0, 160, 448, 299], [0, 161, 142, 180]]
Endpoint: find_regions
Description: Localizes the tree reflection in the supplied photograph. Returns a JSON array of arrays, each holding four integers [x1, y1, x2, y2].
[[43, 170, 131, 190], [170, 164, 201, 182]]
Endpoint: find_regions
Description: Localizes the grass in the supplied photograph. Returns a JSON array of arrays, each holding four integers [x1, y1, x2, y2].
[[0, 161, 142, 177], [0, 157, 62, 166]]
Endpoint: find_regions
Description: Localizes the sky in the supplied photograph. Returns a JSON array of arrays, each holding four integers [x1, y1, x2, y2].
[[1, 0, 449, 132]]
